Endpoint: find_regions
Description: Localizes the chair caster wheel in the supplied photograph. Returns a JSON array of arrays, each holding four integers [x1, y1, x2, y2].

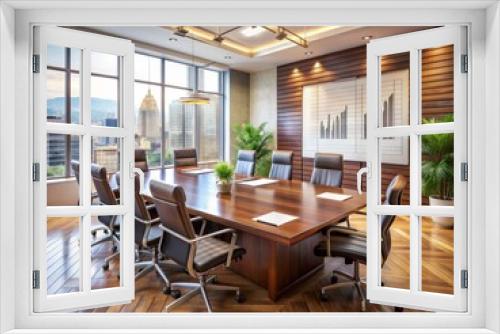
[[395, 306, 404, 312], [235, 292, 245, 303], [170, 290, 181, 299], [162, 286, 171, 295], [102, 262, 109, 270], [91, 230, 97, 237], [112, 245, 118, 252], [330, 275, 338, 284], [320, 292, 328, 302]]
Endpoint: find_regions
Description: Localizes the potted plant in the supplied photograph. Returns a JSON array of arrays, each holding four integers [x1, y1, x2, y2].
[[214, 161, 234, 194], [421, 115, 454, 228], [234, 122, 273, 176]]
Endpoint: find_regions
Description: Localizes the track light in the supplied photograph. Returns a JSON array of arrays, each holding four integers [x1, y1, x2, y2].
[[174, 26, 189, 37]]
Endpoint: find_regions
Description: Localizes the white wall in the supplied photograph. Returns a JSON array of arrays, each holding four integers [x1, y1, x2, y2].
[[0, 2, 16, 333], [249, 68, 277, 147]]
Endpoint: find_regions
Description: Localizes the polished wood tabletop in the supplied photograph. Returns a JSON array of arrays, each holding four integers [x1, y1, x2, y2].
[[141, 168, 366, 246]]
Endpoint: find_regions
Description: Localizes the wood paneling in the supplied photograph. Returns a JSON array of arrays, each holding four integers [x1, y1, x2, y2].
[[277, 44, 453, 203]]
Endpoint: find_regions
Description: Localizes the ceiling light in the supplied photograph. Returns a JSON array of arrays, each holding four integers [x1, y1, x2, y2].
[[241, 26, 265, 37], [213, 35, 224, 43], [178, 92, 210, 105], [304, 51, 313, 56], [174, 26, 189, 37], [224, 55, 232, 60], [362, 35, 373, 41], [276, 27, 288, 40], [169, 37, 178, 42]]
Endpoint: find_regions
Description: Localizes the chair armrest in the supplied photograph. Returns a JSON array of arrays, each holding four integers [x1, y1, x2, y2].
[[326, 226, 366, 256], [159, 225, 238, 267], [135, 216, 160, 225]]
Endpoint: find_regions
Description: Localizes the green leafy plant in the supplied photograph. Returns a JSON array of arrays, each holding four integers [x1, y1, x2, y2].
[[214, 161, 234, 184], [421, 114, 454, 200], [233, 122, 273, 176]]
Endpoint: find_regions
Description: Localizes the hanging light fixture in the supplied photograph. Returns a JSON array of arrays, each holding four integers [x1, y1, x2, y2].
[[178, 38, 210, 105]]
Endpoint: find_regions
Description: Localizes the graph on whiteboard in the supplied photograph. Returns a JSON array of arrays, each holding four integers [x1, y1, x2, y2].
[[302, 69, 409, 165]]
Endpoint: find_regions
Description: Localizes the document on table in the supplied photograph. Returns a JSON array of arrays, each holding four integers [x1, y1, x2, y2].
[[181, 168, 213, 175], [253, 211, 298, 227], [316, 192, 353, 201], [238, 178, 279, 187]]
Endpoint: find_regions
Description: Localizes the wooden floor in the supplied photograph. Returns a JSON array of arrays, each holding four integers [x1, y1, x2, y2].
[[46, 213, 453, 312]]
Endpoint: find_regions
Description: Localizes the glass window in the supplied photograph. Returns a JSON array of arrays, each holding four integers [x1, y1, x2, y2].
[[47, 70, 66, 123], [91, 52, 118, 77], [164, 87, 195, 164], [135, 83, 162, 168], [164, 60, 191, 88], [198, 68, 220, 93], [134, 54, 162, 83], [91, 76, 119, 127], [198, 94, 221, 161], [47, 44, 65, 68]]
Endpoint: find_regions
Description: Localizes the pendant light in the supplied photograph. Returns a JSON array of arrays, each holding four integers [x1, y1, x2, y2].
[[178, 37, 210, 105]]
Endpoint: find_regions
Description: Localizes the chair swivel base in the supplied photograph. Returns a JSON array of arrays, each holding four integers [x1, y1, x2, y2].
[[320, 262, 367, 311], [165, 275, 244, 312]]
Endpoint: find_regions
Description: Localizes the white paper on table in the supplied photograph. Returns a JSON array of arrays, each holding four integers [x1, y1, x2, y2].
[[316, 192, 353, 201], [133, 168, 145, 192], [252, 211, 298, 227], [182, 168, 214, 175], [238, 178, 279, 187]]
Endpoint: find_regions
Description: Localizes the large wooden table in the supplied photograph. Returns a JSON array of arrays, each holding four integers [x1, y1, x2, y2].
[[141, 168, 366, 301]]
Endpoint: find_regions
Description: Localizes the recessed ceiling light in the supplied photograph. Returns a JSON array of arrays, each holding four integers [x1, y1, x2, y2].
[[305, 51, 313, 56], [224, 55, 232, 60], [362, 35, 373, 41], [241, 26, 265, 37], [169, 37, 178, 42]]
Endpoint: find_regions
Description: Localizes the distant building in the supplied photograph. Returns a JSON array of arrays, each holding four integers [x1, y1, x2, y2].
[[136, 89, 161, 149]]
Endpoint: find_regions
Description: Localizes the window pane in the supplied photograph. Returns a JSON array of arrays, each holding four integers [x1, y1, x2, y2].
[[91, 136, 120, 174], [70, 48, 81, 71], [134, 54, 161, 83], [198, 94, 221, 161], [379, 52, 410, 128], [47, 216, 81, 295], [420, 45, 454, 124], [198, 68, 220, 93], [164, 87, 194, 164], [91, 76, 119, 127], [91, 52, 118, 77], [135, 83, 162, 168], [420, 215, 454, 294], [47, 70, 66, 123], [70, 73, 81, 124], [164, 60, 191, 88], [91, 215, 121, 290], [380, 215, 410, 290], [379, 136, 410, 205], [47, 44, 65, 68]]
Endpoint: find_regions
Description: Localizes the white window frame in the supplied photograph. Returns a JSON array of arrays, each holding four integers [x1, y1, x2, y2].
[[0, 1, 498, 333], [32, 26, 136, 312]]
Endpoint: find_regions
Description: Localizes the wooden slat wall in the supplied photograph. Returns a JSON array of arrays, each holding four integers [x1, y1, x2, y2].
[[277, 44, 453, 204]]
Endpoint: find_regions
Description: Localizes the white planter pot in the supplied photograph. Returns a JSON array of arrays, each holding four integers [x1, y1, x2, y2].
[[429, 196, 454, 228], [216, 181, 232, 194]]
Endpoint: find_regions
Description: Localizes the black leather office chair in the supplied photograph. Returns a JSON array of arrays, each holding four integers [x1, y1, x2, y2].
[[235, 150, 256, 177], [310, 153, 343, 187], [173, 148, 198, 168], [150, 180, 246, 312], [268, 150, 293, 180], [115, 172, 172, 292], [91, 164, 121, 271], [314, 174, 407, 311], [135, 149, 149, 172]]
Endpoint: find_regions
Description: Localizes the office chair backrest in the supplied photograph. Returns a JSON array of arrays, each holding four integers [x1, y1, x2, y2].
[[269, 150, 294, 180], [116, 172, 152, 246], [150, 180, 195, 268], [71, 160, 80, 183], [173, 148, 198, 168], [310, 153, 344, 187], [235, 150, 256, 177], [380, 174, 408, 265], [135, 149, 149, 172], [91, 164, 118, 227]]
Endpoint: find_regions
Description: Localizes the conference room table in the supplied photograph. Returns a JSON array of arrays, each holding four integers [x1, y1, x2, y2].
[[139, 167, 366, 301]]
